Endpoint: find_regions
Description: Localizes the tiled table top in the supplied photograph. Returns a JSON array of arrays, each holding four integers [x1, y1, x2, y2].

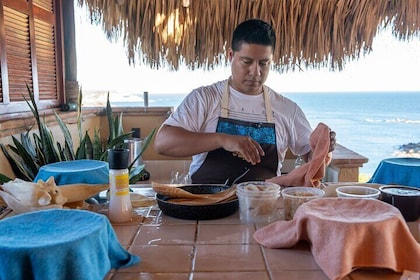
[[1, 184, 418, 280], [103, 185, 420, 280]]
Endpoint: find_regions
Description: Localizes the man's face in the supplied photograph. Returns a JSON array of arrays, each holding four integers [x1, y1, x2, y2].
[[228, 43, 273, 95]]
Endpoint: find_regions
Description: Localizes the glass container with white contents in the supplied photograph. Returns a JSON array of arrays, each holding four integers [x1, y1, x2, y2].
[[236, 181, 280, 224]]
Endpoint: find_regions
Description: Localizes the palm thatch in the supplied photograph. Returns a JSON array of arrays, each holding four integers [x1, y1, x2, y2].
[[78, 0, 420, 72]]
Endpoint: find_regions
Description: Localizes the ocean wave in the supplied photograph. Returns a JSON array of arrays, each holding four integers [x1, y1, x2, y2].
[[365, 118, 420, 124]]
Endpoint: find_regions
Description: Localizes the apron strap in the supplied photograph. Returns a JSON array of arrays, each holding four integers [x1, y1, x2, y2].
[[221, 79, 273, 123], [221, 81, 230, 118], [263, 86, 273, 123]]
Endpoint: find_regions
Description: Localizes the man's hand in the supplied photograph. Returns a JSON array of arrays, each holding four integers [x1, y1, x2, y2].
[[329, 130, 336, 152], [221, 134, 265, 165]]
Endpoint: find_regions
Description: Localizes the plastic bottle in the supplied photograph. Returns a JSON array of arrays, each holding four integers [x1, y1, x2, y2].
[[294, 155, 305, 169], [108, 148, 132, 223]]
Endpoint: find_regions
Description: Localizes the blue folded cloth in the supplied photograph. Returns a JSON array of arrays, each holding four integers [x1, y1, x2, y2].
[[0, 209, 140, 280], [34, 160, 109, 185], [368, 157, 420, 188]]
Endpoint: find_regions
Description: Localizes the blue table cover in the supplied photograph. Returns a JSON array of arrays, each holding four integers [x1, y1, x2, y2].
[[0, 209, 140, 280], [368, 157, 420, 188], [34, 160, 109, 185]]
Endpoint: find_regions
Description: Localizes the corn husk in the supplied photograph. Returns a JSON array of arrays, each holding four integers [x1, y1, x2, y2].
[[0, 177, 66, 213]]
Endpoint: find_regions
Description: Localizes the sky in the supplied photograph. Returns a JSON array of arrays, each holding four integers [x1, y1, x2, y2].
[[74, 5, 420, 96]]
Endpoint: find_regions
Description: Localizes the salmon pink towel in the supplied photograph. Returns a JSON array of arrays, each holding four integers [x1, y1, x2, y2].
[[268, 122, 331, 187], [253, 198, 420, 280]]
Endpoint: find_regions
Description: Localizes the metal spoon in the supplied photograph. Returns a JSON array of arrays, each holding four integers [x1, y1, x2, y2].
[[224, 168, 250, 187]]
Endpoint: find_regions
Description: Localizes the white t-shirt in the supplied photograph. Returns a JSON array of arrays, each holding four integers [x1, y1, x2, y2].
[[163, 79, 313, 176]]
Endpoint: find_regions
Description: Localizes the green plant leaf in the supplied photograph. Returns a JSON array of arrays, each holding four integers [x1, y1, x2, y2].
[[92, 128, 103, 160], [106, 133, 132, 150], [24, 84, 40, 129], [85, 132, 93, 159], [11, 135, 39, 176], [129, 164, 146, 184], [62, 141, 74, 161], [33, 134, 46, 166], [57, 142, 66, 161], [106, 92, 114, 142], [38, 121, 60, 163], [128, 127, 156, 171], [1, 145, 29, 181], [114, 113, 124, 137], [54, 111, 75, 160], [24, 86, 59, 163], [1, 145, 34, 181], [20, 131, 37, 159], [75, 132, 88, 159]]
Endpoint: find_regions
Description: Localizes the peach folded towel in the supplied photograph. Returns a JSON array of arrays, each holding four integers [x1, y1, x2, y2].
[[267, 122, 331, 187], [253, 198, 420, 280]]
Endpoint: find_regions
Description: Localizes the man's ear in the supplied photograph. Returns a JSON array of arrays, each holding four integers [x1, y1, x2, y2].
[[228, 48, 234, 62]]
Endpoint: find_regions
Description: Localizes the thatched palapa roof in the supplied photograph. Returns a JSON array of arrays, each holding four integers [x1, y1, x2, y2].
[[78, 0, 420, 71]]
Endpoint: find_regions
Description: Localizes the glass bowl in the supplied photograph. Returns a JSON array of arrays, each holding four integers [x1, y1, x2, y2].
[[336, 186, 380, 199]]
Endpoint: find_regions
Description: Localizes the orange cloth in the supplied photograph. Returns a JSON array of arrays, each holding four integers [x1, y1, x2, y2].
[[253, 198, 420, 280], [268, 122, 331, 187]]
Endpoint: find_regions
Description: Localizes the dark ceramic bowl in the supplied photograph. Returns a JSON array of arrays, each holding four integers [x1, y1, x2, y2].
[[156, 185, 238, 220], [379, 185, 420, 222]]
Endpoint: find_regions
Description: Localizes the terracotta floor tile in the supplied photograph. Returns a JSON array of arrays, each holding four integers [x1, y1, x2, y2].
[[198, 212, 241, 225], [113, 225, 140, 246], [133, 224, 196, 245], [158, 214, 198, 225], [269, 270, 329, 280], [194, 244, 265, 272], [197, 224, 256, 244], [111, 272, 190, 280], [120, 245, 194, 273], [263, 242, 321, 271], [192, 271, 270, 280]]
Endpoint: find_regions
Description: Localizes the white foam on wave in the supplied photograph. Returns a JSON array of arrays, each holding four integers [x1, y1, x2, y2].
[[365, 118, 420, 124]]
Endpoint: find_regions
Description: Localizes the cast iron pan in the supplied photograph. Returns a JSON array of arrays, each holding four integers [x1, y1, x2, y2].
[[156, 184, 239, 220]]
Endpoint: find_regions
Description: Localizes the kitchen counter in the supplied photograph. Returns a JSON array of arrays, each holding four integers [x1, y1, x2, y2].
[[104, 185, 419, 280], [1, 184, 418, 279]]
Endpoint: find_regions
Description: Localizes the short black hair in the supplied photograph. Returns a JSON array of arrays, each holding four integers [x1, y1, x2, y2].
[[231, 19, 276, 52]]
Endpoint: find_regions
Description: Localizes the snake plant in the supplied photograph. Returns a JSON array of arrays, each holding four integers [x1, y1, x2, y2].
[[0, 87, 156, 184]]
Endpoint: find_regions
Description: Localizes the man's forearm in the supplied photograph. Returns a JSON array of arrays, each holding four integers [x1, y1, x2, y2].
[[154, 125, 223, 157]]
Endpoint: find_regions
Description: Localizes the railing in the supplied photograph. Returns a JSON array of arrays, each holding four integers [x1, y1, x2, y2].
[[0, 106, 368, 182]]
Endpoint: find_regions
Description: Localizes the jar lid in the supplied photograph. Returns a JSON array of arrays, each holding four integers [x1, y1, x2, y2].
[[108, 149, 129, 169]]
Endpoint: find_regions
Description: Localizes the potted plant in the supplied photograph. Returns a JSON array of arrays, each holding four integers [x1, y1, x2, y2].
[[0, 86, 156, 184]]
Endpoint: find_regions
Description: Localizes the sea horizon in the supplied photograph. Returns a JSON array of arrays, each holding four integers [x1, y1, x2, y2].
[[83, 90, 420, 179]]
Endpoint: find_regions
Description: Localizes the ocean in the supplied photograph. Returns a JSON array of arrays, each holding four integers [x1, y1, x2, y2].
[[110, 91, 420, 178]]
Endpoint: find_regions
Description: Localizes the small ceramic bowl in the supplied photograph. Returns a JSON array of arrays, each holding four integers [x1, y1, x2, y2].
[[336, 186, 380, 199], [379, 185, 420, 222]]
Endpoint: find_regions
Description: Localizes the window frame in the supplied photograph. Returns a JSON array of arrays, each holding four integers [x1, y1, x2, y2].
[[0, 0, 64, 116]]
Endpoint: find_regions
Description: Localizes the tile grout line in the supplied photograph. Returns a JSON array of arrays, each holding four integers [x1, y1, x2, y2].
[[188, 220, 200, 280]]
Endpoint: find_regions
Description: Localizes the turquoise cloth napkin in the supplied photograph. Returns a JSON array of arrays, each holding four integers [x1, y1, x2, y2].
[[368, 157, 420, 188], [0, 209, 140, 280], [34, 160, 109, 185]]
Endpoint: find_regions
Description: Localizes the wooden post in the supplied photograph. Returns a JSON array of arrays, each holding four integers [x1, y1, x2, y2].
[[62, 0, 79, 104]]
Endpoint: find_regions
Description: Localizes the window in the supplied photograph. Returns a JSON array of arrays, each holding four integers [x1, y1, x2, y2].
[[0, 0, 63, 115]]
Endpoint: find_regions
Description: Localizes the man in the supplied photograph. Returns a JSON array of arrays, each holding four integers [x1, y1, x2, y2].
[[154, 19, 336, 184]]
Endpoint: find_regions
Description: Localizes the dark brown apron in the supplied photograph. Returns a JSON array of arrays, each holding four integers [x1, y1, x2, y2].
[[191, 81, 278, 184]]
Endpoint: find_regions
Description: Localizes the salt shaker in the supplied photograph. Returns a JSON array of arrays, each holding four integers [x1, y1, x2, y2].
[[108, 148, 132, 223]]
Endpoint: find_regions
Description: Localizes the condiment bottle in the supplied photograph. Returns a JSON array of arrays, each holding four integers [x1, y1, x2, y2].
[[108, 148, 132, 223]]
